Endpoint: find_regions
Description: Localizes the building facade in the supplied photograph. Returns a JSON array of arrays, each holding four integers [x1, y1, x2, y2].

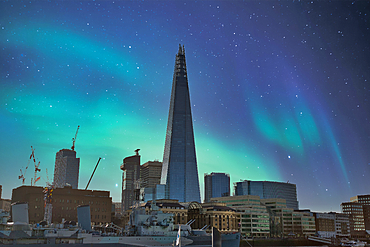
[[350, 194, 370, 231], [211, 195, 270, 237], [11, 185, 112, 225], [144, 199, 188, 225], [120, 150, 141, 212], [53, 149, 80, 189], [204, 173, 230, 203], [314, 212, 336, 238], [188, 201, 239, 233], [160, 45, 201, 203], [235, 180, 299, 210], [263, 199, 315, 237], [140, 161, 162, 189], [0, 185, 11, 212]]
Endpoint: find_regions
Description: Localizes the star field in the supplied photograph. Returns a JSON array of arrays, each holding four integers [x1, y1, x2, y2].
[[1, 0, 370, 212]]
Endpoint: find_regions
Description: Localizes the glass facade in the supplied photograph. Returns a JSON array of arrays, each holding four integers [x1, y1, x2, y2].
[[204, 172, 230, 202], [235, 180, 299, 210], [161, 45, 201, 202]]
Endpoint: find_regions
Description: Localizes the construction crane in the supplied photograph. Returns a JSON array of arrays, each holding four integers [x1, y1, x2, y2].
[[19, 146, 34, 185], [85, 157, 102, 190], [71, 125, 80, 151], [30, 146, 41, 186]]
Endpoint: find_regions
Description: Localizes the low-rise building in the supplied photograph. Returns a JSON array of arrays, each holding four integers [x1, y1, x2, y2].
[[144, 199, 188, 225], [261, 199, 315, 237], [211, 195, 270, 237], [188, 201, 239, 233], [11, 185, 112, 225], [314, 212, 336, 238]]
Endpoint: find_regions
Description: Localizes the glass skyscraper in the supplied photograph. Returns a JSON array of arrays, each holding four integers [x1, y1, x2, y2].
[[204, 172, 230, 202], [160, 45, 201, 202], [53, 149, 80, 189], [235, 180, 299, 210]]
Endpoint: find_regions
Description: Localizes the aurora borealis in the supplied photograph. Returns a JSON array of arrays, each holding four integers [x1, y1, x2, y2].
[[1, 0, 369, 212]]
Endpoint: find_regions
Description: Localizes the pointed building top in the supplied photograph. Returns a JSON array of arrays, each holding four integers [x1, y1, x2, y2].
[[178, 44, 186, 55]]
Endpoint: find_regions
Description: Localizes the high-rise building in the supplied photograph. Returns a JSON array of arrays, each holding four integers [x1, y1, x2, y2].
[[53, 149, 80, 189], [140, 161, 163, 203], [140, 161, 162, 189], [120, 150, 141, 212], [204, 172, 230, 202], [160, 45, 201, 203], [235, 180, 299, 210]]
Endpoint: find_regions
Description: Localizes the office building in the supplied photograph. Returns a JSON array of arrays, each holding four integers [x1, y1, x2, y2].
[[341, 194, 370, 237], [53, 149, 80, 189], [140, 161, 162, 189], [314, 212, 336, 238], [350, 194, 370, 231], [120, 150, 141, 212], [235, 180, 299, 210], [204, 173, 230, 203], [11, 185, 111, 224], [262, 198, 315, 237], [161, 45, 201, 202], [211, 195, 270, 237]]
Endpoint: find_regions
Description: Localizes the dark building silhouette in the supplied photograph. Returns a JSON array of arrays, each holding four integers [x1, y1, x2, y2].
[[53, 149, 80, 189], [120, 150, 141, 212], [161, 45, 201, 202]]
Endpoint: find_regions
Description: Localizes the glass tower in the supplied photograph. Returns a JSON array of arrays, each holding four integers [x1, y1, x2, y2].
[[160, 45, 201, 202], [235, 180, 299, 210], [204, 172, 230, 202]]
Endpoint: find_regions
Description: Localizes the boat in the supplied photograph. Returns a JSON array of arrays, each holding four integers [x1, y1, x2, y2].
[[340, 239, 367, 247]]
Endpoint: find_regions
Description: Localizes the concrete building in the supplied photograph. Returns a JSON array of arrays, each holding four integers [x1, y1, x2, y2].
[[188, 201, 239, 233], [11, 185, 112, 225], [53, 149, 80, 189], [0, 185, 11, 212], [314, 212, 336, 238], [204, 173, 230, 203], [332, 212, 350, 238], [235, 180, 299, 210], [211, 195, 270, 237], [140, 161, 162, 189], [161, 45, 201, 203], [350, 194, 370, 231], [120, 150, 141, 212], [140, 161, 162, 202], [264, 199, 315, 237]]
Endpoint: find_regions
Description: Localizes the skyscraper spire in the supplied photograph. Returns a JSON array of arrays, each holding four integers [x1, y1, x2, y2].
[[161, 45, 201, 202]]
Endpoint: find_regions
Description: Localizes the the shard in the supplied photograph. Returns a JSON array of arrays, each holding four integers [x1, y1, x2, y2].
[[160, 45, 201, 202]]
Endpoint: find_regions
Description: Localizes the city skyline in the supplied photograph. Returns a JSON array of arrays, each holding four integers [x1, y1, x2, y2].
[[1, 1, 369, 213]]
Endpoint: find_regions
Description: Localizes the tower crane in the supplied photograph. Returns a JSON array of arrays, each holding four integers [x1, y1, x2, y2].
[[71, 125, 80, 151], [30, 146, 41, 186], [19, 146, 34, 185]]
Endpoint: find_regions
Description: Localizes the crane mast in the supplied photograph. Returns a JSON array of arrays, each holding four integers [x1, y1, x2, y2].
[[71, 125, 80, 151]]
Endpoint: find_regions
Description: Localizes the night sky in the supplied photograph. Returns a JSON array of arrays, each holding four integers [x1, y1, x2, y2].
[[1, 0, 369, 213]]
